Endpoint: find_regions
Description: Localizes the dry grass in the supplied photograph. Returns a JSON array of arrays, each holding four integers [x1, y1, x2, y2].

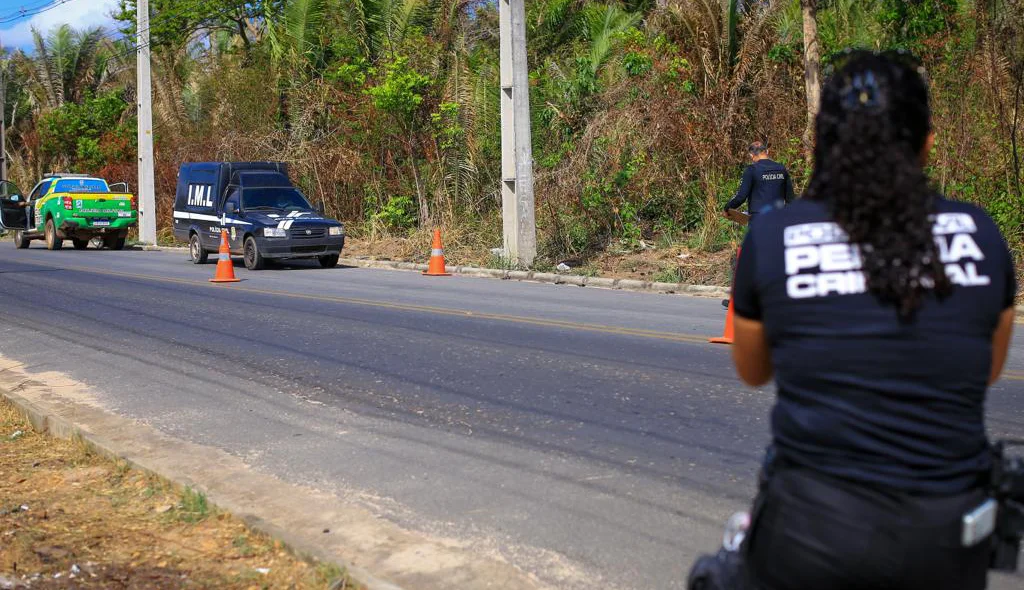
[[592, 246, 734, 286], [342, 232, 735, 285], [0, 399, 356, 589]]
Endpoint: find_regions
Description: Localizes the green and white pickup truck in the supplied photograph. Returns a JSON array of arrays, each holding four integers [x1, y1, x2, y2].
[[0, 174, 138, 250]]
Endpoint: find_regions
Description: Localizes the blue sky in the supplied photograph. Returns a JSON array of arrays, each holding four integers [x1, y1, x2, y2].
[[0, 0, 121, 52]]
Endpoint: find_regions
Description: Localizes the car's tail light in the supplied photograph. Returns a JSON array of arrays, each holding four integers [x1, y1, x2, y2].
[[63, 197, 73, 210], [130, 196, 138, 211]]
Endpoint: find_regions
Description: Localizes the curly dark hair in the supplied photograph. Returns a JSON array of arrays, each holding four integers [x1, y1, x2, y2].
[[805, 50, 951, 319]]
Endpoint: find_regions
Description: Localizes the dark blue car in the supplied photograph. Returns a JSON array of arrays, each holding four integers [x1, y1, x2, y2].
[[172, 162, 345, 270]]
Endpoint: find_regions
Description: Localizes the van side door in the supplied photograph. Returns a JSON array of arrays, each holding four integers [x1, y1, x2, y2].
[[223, 187, 244, 250]]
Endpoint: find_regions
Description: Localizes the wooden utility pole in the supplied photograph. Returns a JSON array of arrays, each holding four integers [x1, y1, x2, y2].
[[137, 0, 157, 244], [499, 0, 536, 267]]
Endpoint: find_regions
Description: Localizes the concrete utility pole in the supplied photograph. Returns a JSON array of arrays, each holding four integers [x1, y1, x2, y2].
[[137, 0, 157, 244], [499, 0, 536, 266], [1, 51, 7, 182]]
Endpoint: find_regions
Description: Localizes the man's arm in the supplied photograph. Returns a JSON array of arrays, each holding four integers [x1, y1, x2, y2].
[[724, 166, 754, 211]]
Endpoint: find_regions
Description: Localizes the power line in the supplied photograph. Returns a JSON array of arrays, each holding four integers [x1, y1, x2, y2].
[[2, 0, 255, 61], [0, 0, 195, 52], [0, 0, 77, 25], [98, 1, 234, 62], [0, 0, 53, 22], [1, 0, 261, 53]]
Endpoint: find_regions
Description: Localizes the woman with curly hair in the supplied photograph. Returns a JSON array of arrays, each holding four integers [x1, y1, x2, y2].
[[729, 50, 1017, 589]]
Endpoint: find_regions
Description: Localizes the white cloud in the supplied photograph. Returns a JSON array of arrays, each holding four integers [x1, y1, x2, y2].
[[1, 0, 122, 52]]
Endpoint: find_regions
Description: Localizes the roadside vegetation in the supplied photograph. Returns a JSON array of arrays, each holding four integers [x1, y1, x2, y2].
[[0, 399, 355, 589], [1, 0, 1021, 284]]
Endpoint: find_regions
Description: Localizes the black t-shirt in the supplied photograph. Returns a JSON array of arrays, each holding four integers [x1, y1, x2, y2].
[[733, 198, 1017, 494]]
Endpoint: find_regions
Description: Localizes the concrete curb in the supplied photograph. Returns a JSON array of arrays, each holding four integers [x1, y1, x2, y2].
[[331, 258, 732, 298], [141, 245, 732, 297], [0, 380, 541, 590]]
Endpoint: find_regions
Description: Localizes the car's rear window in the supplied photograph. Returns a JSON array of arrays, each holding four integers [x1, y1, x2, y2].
[[53, 178, 109, 193]]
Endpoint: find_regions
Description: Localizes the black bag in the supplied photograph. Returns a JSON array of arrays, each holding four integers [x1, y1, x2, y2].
[[686, 548, 750, 590], [688, 447, 776, 589]]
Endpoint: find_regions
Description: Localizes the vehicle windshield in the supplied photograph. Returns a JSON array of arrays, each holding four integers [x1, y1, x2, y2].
[[241, 188, 312, 211], [53, 178, 109, 193]]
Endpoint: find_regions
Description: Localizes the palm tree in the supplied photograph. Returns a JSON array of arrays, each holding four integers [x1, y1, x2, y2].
[[23, 25, 109, 110], [348, 0, 429, 62], [266, 0, 330, 73], [265, 0, 332, 134], [581, 4, 642, 76]]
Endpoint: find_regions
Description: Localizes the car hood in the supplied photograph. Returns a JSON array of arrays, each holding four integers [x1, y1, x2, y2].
[[243, 211, 341, 227]]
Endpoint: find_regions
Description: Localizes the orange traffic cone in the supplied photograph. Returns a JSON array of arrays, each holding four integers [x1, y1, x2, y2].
[[709, 298, 735, 344], [423, 229, 451, 276], [710, 246, 741, 344], [209, 230, 241, 283]]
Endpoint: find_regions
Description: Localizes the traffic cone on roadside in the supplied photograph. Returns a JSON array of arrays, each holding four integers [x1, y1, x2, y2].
[[710, 246, 741, 344], [709, 298, 735, 344], [209, 230, 241, 283], [423, 229, 451, 276]]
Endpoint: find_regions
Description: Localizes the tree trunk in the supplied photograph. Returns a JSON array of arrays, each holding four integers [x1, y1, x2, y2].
[[278, 78, 291, 134], [724, 0, 738, 69], [801, 0, 821, 154], [151, 53, 185, 135], [407, 137, 429, 227], [1011, 72, 1023, 208]]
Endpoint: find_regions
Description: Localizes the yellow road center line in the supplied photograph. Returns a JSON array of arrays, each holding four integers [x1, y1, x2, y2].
[[23, 260, 1024, 367], [32, 262, 714, 345]]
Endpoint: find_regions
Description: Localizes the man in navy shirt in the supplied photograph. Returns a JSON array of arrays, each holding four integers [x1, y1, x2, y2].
[[723, 142, 795, 217]]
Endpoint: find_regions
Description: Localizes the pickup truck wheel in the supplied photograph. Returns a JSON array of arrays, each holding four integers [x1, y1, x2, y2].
[[44, 218, 62, 250], [72, 239, 89, 250], [318, 254, 340, 268], [189, 233, 208, 264], [13, 231, 29, 249], [243, 236, 265, 270], [104, 236, 126, 251]]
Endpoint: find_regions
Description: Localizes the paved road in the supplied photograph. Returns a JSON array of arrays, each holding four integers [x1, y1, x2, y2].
[[0, 245, 1022, 589]]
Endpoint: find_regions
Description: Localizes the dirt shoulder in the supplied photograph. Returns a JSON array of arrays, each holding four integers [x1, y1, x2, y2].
[[0, 399, 354, 590], [341, 234, 736, 286]]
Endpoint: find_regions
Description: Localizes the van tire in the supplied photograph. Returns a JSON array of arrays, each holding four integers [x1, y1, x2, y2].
[[72, 238, 89, 250], [243, 236, 265, 270], [44, 218, 62, 250], [189, 233, 208, 264], [318, 254, 340, 269], [13, 231, 29, 249]]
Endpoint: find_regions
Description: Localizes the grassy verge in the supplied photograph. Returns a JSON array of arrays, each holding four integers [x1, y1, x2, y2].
[[0, 399, 357, 589], [341, 231, 736, 286]]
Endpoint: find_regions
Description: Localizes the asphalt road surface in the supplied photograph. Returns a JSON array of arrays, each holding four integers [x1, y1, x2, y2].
[[0, 244, 1022, 589]]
